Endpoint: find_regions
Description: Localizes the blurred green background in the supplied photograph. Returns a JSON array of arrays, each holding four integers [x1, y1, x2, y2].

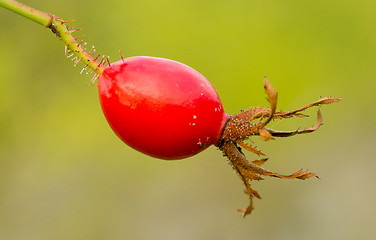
[[0, 0, 375, 239]]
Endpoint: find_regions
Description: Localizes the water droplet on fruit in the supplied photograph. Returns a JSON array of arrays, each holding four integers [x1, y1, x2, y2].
[[197, 139, 205, 148]]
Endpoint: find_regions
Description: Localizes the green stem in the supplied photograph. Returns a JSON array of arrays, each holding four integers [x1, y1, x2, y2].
[[0, 0, 104, 76], [0, 0, 52, 26]]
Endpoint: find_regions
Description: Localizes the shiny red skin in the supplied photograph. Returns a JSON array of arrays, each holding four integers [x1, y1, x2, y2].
[[98, 56, 229, 160]]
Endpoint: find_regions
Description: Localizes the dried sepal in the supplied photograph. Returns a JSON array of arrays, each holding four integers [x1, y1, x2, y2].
[[237, 141, 265, 156], [259, 128, 274, 141], [218, 78, 342, 217], [222, 141, 319, 217], [261, 77, 278, 128], [266, 109, 323, 137], [274, 97, 342, 119], [252, 158, 268, 166]]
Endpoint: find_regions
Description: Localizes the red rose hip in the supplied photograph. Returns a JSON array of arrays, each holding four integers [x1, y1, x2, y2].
[[0, 0, 343, 217], [98, 56, 229, 159], [97, 56, 340, 216]]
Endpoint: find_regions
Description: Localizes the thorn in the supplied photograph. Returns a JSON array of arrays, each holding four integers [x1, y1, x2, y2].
[[67, 29, 82, 34], [74, 57, 82, 66], [106, 56, 111, 67], [93, 56, 106, 74], [93, 54, 101, 61], [80, 64, 88, 74], [91, 74, 99, 83], [74, 35, 86, 41], [97, 56, 105, 68], [77, 40, 85, 48], [119, 49, 125, 62], [64, 45, 70, 56], [99, 55, 105, 65], [62, 20, 76, 24], [89, 48, 96, 56], [86, 69, 93, 75], [71, 56, 78, 65], [87, 46, 95, 54]]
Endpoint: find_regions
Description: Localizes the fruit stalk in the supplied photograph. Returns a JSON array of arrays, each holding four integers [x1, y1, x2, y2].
[[0, 0, 51, 26], [0, 0, 103, 75]]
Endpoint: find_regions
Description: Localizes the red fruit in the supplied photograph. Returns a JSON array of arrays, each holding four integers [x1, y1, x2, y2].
[[98, 56, 229, 159]]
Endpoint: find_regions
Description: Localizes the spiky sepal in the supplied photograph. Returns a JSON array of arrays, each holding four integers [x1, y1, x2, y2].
[[218, 77, 342, 217]]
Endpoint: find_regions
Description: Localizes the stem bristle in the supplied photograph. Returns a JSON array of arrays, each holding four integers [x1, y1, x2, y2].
[[62, 20, 76, 24], [106, 56, 111, 67], [91, 74, 99, 83], [119, 49, 125, 62], [74, 35, 86, 41], [67, 28, 81, 34], [80, 64, 88, 74], [87, 46, 95, 54]]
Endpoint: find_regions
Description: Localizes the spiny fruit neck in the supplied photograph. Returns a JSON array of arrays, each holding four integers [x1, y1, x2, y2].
[[48, 17, 107, 82]]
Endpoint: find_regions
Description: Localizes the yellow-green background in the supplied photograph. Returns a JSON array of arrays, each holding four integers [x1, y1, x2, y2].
[[1, 0, 375, 239]]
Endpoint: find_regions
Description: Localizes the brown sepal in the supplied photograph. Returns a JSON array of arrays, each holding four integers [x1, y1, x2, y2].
[[218, 77, 342, 217]]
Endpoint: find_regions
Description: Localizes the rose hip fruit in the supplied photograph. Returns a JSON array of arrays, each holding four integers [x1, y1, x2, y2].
[[0, 0, 343, 217], [97, 55, 341, 216], [98, 56, 229, 160]]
